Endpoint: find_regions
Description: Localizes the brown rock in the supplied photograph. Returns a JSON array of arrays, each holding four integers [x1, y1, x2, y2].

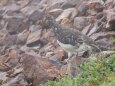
[[1, 74, 27, 86], [21, 54, 60, 86], [87, 0, 104, 15], [105, 11, 115, 31], [16, 30, 29, 45], [0, 30, 16, 48], [60, 57, 85, 76], [0, 47, 61, 86], [39, 42, 56, 56], [0, 0, 9, 6], [0, 49, 21, 71], [26, 29, 42, 47], [49, 9, 63, 17], [49, 50, 65, 62], [56, 8, 77, 25]]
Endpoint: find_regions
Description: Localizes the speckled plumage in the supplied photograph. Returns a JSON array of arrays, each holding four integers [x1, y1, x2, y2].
[[44, 16, 106, 57]]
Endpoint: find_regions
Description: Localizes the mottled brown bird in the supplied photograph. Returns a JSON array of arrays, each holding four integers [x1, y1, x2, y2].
[[41, 15, 106, 61]]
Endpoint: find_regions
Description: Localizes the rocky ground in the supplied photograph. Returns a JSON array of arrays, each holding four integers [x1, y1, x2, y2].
[[0, 0, 115, 86]]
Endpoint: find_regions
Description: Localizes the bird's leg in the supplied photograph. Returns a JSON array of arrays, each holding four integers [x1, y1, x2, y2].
[[64, 52, 72, 63], [65, 52, 72, 75]]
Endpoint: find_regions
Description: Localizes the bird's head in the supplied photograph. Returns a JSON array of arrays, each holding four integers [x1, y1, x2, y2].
[[39, 14, 57, 29]]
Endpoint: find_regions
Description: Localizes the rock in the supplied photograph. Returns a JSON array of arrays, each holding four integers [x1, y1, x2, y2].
[[0, 0, 9, 7], [16, 0, 33, 9], [87, 23, 99, 36], [105, 0, 113, 4], [49, 50, 65, 62], [1, 74, 27, 86], [4, 3, 20, 11], [45, 0, 65, 5], [96, 38, 112, 48], [0, 49, 21, 71], [29, 10, 44, 24], [26, 29, 42, 47], [46, 1, 64, 11], [20, 45, 30, 52], [73, 17, 91, 31], [0, 47, 61, 86], [105, 11, 115, 31], [7, 18, 27, 34], [16, 30, 29, 45], [21, 6, 39, 15], [106, 19, 115, 31], [96, 12, 104, 19], [62, 0, 82, 9], [21, 54, 60, 86], [56, 8, 77, 25], [49, 9, 63, 17], [27, 29, 54, 48], [0, 72, 8, 85], [87, 0, 104, 15], [90, 31, 115, 40], [60, 56, 85, 76], [77, 3, 88, 16], [29, 25, 42, 32], [32, 0, 42, 3], [100, 51, 115, 55], [61, 3, 75, 9], [82, 24, 92, 35], [39, 43, 56, 56], [0, 30, 16, 48]]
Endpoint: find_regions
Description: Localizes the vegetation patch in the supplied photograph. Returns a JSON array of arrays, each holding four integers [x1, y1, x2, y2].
[[40, 54, 115, 86]]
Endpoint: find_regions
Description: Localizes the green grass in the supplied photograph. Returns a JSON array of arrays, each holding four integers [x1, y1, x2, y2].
[[40, 54, 115, 86], [109, 37, 115, 50], [110, 37, 115, 44], [109, 47, 115, 51]]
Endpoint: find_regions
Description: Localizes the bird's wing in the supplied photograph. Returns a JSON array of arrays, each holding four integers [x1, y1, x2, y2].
[[57, 28, 84, 46]]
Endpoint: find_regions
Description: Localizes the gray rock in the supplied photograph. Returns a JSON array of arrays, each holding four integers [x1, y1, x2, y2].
[[16, 30, 29, 45], [96, 38, 112, 48], [90, 31, 115, 41], [62, 0, 82, 9], [29, 10, 44, 24], [74, 17, 91, 31], [77, 4, 88, 16], [7, 18, 27, 34], [0, 30, 16, 47]]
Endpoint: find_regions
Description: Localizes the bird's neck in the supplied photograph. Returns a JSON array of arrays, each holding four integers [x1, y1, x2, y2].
[[49, 20, 62, 33]]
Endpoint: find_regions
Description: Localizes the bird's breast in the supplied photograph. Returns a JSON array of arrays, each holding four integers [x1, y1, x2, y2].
[[57, 40, 77, 53]]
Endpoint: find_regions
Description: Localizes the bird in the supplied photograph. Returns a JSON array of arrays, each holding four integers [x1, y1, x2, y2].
[[39, 15, 107, 75], [40, 15, 106, 61]]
